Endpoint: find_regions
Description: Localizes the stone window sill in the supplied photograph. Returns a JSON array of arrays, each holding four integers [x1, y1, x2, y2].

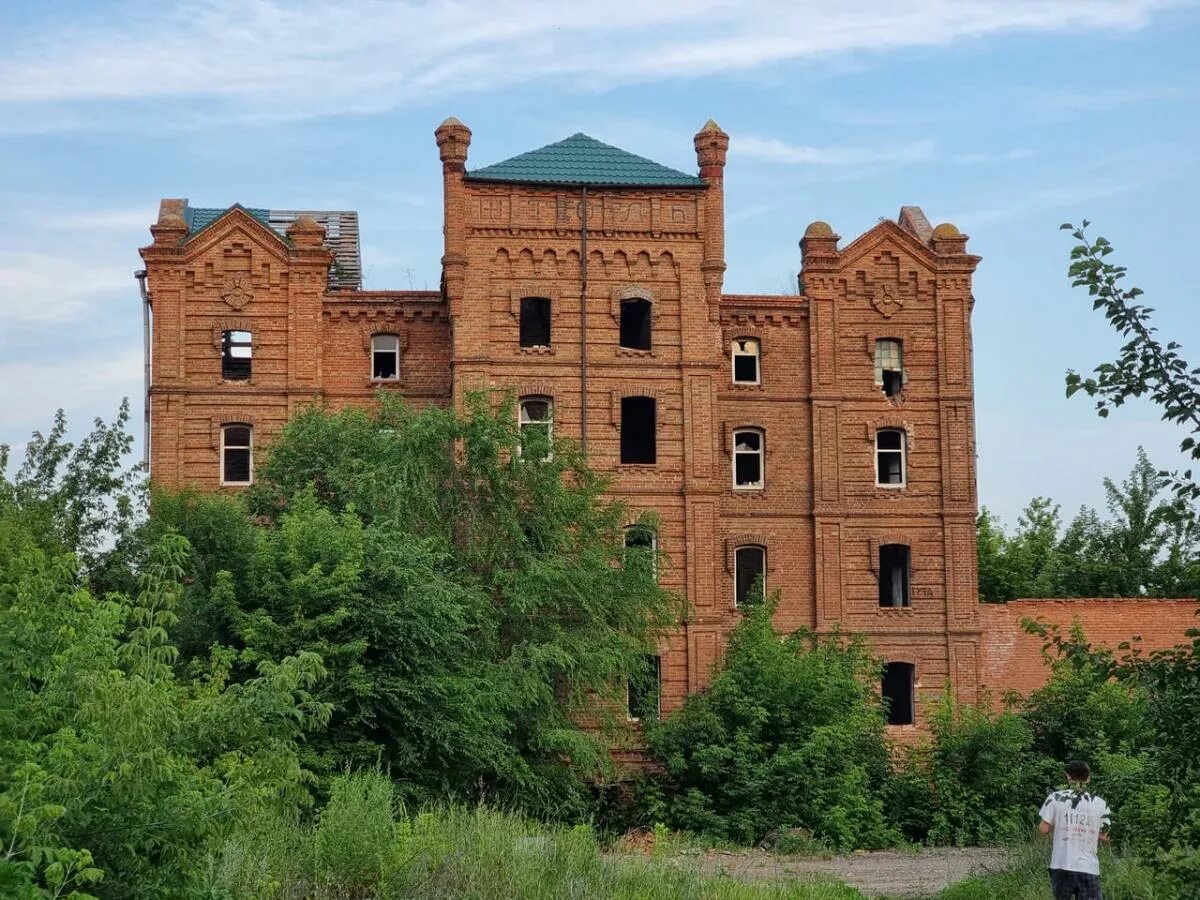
[[368, 379, 403, 388], [616, 348, 656, 359], [518, 345, 555, 355], [876, 606, 914, 614], [617, 464, 659, 474]]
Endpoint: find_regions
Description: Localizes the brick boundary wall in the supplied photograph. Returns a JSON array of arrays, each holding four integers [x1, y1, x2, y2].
[[979, 598, 1200, 697]]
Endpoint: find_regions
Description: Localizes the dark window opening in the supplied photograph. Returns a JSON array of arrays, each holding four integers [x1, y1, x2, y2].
[[628, 654, 661, 720], [619, 298, 652, 351], [876, 428, 905, 486], [882, 662, 915, 726], [372, 334, 399, 380], [879, 544, 911, 608], [221, 330, 251, 380], [624, 525, 657, 580], [733, 429, 764, 488], [875, 339, 904, 398], [519, 297, 552, 347], [620, 396, 656, 464], [221, 425, 252, 485], [732, 338, 760, 384], [735, 545, 765, 607]]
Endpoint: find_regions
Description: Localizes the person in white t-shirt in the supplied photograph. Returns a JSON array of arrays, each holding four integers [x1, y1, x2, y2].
[[1038, 760, 1112, 900]]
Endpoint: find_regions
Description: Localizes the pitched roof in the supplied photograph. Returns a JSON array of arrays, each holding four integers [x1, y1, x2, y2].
[[182, 203, 362, 290], [466, 133, 704, 188]]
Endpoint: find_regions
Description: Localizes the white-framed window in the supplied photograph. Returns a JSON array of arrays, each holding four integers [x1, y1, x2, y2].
[[619, 298, 652, 351], [882, 662, 916, 725], [518, 396, 553, 460], [879, 544, 911, 608], [732, 428, 764, 489], [875, 339, 904, 397], [875, 428, 906, 487], [734, 545, 766, 608], [624, 523, 658, 581], [371, 334, 400, 380], [731, 337, 761, 385], [220, 424, 253, 485], [627, 654, 661, 722], [221, 330, 252, 380]]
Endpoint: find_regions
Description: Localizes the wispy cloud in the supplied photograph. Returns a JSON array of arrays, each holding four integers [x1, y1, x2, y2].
[[946, 179, 1142, 228], [0, 0, 1185, 126], [952, 148, 1036, 165], [0, 250, 134, 324], [738, 135, 936, 166]]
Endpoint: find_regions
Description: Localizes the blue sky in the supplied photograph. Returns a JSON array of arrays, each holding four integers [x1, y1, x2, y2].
[[1, 0, 1198, 527]]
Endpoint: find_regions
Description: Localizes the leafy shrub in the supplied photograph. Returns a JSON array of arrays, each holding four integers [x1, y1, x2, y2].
[[645, 600, 897, 850]]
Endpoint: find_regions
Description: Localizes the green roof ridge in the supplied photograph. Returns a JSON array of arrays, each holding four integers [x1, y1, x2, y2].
[[466, 132, 703, 188]]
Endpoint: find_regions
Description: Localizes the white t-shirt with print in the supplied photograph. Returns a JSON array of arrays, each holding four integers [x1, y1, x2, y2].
[[1039, 788, 1111, 875]]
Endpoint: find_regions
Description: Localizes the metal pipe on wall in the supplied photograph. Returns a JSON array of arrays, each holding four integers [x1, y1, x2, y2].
[[579, 186, 589, 456], [135, 269, 151, 468]]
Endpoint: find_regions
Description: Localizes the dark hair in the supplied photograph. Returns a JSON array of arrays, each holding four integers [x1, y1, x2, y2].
[[1066, 760, 1091, 781]]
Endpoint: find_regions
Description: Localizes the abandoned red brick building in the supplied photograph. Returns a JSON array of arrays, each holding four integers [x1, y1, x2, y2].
[[137, 118, 1018, 730]]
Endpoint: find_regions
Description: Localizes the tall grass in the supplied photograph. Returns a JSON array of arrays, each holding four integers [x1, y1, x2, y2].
[[209, 771, 863, 899], [936, 841, 1173, 900]]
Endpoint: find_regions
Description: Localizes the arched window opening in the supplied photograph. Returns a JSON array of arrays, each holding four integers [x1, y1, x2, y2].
[[519, 297, 552, 347], [734, 545, 766, 608], [731, 337, 761, 385], [220, 424, 253, 485], [627, 654, 661, 721], [624, 524, 658, 581], [371, 334, 400, 381], [619, 298, 652, 351], [518, 396, 553, 460], [620, 396, 656, 464], [221, 330, 251, 380], [882, 662, 915, 725], [732, 428, 764, 489], [879, 544, 911, 608], [876, 428, 906, 486]]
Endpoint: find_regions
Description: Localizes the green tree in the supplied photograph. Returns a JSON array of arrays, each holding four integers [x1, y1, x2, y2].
[[159, 394, 680, 814], [644, 599, 897, 850], [1062, 221, 1200, 513]]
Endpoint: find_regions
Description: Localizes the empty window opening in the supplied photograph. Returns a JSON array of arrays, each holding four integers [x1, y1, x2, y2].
[[882, 662, 915, 726], [732, 338, 761, 385], [732, 428, 764, 489], [879, 544, 911, 608], [372, 334, 400, 380], [624, 524, 658, 581], [518, 396, 553, 460], [221, 424, 252, 485], [627, 654, 661, 721], [519, 297, 552, 347], [619, 298, 652, 351], [221, 330, 252, 380], [876, 428, 906, 486], [620, 396, 657, 464], [875, 339, 904, 397], [735, 545, 766, 608]]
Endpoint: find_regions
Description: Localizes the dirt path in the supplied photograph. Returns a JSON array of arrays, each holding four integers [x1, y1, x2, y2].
[[684, 846, 1011, 898]]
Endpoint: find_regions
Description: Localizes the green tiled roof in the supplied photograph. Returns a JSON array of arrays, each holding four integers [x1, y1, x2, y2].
[[466, 133, 703, 188], [184, 204, 271, 234]]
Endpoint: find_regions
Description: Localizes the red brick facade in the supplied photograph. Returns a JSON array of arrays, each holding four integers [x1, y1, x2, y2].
[[980, 598, 1200, 697], [140, 118, 998, 726]]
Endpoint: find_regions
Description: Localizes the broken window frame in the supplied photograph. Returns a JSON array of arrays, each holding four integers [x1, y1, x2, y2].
[[619, 297, 653, 351], [624, 523, 658, 581], [875, 338, 904, 398], [734, 545, 766, 608], [875, 428, 906, 487], [627, 653, 661, 722], [519, 296, 552, 348], [731, 337, 761, 385], [882, 662, 916, 726], [878, 543, 911, 608], [220, 424, 253, 486], [732, 427, 765, 490], [371, 333, 400, 381], [518, 396, 553, 460], [221, 329, 252, 381], [620, 396, 657, 465]]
